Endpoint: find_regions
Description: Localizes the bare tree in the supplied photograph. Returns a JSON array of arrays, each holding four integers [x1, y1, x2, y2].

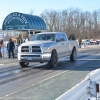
[[29, 9, 34, 15], [40, 8, 100, 39], [41, 10, 60, 32]]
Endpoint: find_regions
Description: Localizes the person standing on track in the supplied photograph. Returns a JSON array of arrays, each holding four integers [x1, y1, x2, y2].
[[78, 38, 82, 48], [7, 39, 15, 58]]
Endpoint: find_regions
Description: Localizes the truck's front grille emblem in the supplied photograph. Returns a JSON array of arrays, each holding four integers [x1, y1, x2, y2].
[[29, 47, 32, 52]]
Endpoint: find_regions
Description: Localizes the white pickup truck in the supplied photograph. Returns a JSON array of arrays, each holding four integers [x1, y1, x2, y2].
[[18, 32, 78, 68]]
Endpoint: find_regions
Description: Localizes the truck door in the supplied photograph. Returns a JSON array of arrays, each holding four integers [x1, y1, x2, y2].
[[55, 33, 62, 58], [61, 33, 70, 56]]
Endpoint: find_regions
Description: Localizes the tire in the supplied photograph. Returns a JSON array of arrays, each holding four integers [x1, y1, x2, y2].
[[19, 62, 29, 67], [48, 50, 58, 68], [70, 48, 77, 62]]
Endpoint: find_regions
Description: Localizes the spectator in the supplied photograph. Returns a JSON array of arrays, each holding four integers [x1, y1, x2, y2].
[[18, 34, 23, 46], [0, 40, 2, 58], [7, 39, 15, 58], [24, 36, 29, 43], [1, 40, 3, 44], [78, 38, 82, 48]]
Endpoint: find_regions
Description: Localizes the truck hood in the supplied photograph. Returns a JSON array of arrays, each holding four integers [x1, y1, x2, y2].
[[21, 41, 55, 47]]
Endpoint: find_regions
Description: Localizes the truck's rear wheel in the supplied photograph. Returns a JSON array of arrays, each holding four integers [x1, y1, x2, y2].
[[70, 48, 77, 62], [19, 62, 29, 67], [48, 50, 58, 68]]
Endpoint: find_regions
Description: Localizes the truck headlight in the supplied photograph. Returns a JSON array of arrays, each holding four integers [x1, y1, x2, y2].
[[18, 46, 21, 53], [42, 47, 51, 53]]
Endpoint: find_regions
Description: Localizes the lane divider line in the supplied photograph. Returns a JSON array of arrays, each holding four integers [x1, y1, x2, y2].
[[0, 61, 87, 99]]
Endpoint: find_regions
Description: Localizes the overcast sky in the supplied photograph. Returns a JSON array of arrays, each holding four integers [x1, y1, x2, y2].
[[0, 0, 100, 28]]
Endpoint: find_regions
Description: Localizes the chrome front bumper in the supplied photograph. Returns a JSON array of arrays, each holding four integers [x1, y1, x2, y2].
[[17, 53, 51, 62]]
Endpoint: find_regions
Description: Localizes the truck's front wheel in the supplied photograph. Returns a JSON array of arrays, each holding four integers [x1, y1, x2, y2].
[[48, 50, 58, 68], [19, 62, 29, 67], [70, 48, 77, 62]]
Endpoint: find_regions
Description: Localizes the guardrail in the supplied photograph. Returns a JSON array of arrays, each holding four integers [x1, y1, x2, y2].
[[56, 68, 100, 100]]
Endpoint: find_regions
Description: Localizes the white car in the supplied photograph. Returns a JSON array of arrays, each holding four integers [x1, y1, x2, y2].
[[82, 39, 91, 45]]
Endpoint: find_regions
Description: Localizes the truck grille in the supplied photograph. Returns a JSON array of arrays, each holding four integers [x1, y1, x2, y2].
[[32, 46, 41, 52], [21, 46, 29, 52], [21, 46, 41, 53]]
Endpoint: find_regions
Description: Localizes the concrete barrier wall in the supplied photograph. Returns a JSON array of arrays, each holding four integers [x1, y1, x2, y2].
[[56, 68, 100, 100]]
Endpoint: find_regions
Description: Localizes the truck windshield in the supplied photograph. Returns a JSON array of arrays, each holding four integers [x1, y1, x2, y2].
[[30, 34, 55, 41]]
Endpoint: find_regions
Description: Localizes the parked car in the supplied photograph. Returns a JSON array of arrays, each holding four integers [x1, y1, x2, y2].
[[82, 39, 93, 45], [96, 40, 100, 45], [90, 39, 96, 45]]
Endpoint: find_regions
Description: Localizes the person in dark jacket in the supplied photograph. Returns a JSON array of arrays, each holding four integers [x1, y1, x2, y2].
[[7, 39, 15, 58]]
